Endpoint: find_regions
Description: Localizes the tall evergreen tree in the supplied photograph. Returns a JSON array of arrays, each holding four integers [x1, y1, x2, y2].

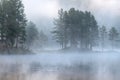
[[109, 27, 119, 50], [79, 11, 98, 50], [99, 26, 107, 51], [0, 0, 8, 43], [68, 8, 80, 48], [0, 0, 27, 48], [52, 9, 68, 49], [37, 30, 48, 48], [26, 21, 38, 48], [52, 8, 99, 50]]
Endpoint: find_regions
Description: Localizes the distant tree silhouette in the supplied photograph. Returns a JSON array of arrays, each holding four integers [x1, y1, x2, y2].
[[109, 27, 119, 50], [52, 8, 99, 51]]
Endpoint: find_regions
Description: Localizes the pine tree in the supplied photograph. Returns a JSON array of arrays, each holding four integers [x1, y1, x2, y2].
[[52, 8, 99, 50], [0, 0, 8, 43], [52, 9, 68, 49], [109, 27, 119, 50], [26, 21, 38, 48], [99, 26, 107, 51], [38, 30, 48, 48], [68, 8, 79, 48], [0, 0, 27, 48]]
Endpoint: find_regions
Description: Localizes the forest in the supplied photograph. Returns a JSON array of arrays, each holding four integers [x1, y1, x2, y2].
[[0, 0, 120, 80], [0, 0, 119, 54], [52, 8, 119, 51], [0, 0, 48, 54]]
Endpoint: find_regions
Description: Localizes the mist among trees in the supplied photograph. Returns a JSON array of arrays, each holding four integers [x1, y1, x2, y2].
[[52, 8, 120, 51], [0, 0, 48, 54], [0, 0, 120, 80], [0, 0, 119, 53], [52, 8, 98, 51]]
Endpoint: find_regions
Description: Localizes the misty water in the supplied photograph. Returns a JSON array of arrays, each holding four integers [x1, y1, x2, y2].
[[0, 51, 120, 80]]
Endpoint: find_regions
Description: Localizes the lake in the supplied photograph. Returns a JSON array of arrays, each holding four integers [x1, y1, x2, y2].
[[0, 52, 120, 80]]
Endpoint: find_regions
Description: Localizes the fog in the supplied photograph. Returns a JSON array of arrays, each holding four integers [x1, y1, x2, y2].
[[0, 0, 120, 80], [22, 0, 120, 48], [23, 0, 120, 29], [0, 52, 120, 80]]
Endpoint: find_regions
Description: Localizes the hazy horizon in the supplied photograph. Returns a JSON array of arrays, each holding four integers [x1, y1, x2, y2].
[[0, 1, 120, 80], [23, 0, 120, 30]]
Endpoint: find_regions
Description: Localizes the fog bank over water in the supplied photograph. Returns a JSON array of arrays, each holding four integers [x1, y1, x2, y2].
[[0, 0, 120, 79], [0, 52, 120, 80]]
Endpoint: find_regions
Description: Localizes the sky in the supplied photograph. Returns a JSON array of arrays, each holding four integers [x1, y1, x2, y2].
[[22, 0, 120, 30]]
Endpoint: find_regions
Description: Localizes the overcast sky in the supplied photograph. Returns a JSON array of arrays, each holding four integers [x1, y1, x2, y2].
[[23, 0, 120, 29]]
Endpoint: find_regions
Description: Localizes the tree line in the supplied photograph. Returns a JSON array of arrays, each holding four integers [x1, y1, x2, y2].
[[52, 8, 120, 51], [52, 8, 99, 50], [0, 0, 26, 48], [26, 21, 48, 49], [0, 0, 47, 51], [0, 0, 119, 52], [99, 26, 119, 51]]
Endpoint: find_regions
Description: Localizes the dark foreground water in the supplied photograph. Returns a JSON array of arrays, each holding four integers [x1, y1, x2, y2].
[[0, 52, 120, 80]]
